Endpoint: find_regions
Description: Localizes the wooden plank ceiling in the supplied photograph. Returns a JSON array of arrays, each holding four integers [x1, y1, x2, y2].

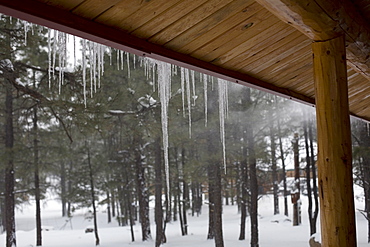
[[0, 0, 369, 120]]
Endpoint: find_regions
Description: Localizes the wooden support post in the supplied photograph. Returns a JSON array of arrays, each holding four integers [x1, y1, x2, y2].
[[312, 35, 356, 247]]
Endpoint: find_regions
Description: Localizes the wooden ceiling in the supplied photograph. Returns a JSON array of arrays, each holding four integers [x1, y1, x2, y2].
[[0, 0, 369, 120]]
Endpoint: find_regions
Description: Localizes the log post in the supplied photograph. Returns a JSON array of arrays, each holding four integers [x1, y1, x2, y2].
[[312, 35, 356, 246]]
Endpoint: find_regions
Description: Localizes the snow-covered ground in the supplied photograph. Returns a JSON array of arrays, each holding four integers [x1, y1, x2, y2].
[[1, 185, 368, 247]]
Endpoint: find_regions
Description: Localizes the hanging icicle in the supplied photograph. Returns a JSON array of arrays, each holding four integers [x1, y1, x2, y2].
[[218, 78, 228, 172], [185, 68, 192, 138], [82, 39, 87, 107], [47, 29, 52, 88], [180, 67, 186, 117], [73, 35, 76, 69], [126, 52, 130, 78], [203, 74, 208, 127], [191, 70, 196, 106], [52, 30, 57, 81], [157, 60, 172, 205], [88, 41, 93, 98]]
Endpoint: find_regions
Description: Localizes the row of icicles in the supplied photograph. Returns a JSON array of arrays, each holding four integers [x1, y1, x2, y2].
[[20, 18, 229, 198]]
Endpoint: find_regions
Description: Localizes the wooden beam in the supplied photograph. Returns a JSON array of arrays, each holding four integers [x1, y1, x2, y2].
[[313, 35, 356, 247], [256, 0, 370, 81], [0, 0, 315, 107]]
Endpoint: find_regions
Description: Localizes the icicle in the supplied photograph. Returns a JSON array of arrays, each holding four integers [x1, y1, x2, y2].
[[58, 35, 62, 93], [185, 69, 192, 138], [218, 79, 228, 172], [225, 82, 229, 117], [89, 42, 93, 98], [181, 67, 185, 117], [73, 35, 76, 69], [191, 70, 196, 106], [52, 30, 58, 80], [47, 29, 52, 88], [108, 47, 112, 66], [126, 52, 130, 78], [100, 44, 105, 78], [152, 65, 156, 92], [157, 60, 172, 206], [203, 74, 208, 127], [82, 39, 87, 107], [58, 32, 67, 94], [92, 42, 97, 93], [121, 50, 124, 71], [116, 49, 120, 70], [97, 44, 101, 89], [172, 64, 178, 75]]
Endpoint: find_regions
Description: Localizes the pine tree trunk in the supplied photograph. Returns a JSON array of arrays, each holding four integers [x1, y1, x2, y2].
[[67, 162, 73, 217], [357, 121, 370, 242], [292, 133, 301, 226], [309, 119, 319, 235], [173, 183, 178, 221], [173, 147, 185, 235], [277, 119, 288, 216], [181, 148, 188, 236], [0, 168, 5, 233], [155, 137, 164, 247], [213, 163, 224, 247], [33, 104, 42, 246], [4, 16, 16, 247], [135, 147, 151, 241], [239, 160, 248, 240], [248, 125, 259, 247], [128, 193, 135, 242], [207, 164, 215, 240], [107, 191, 111, 223], [304, 117, 314, 235], [270, 125, 279, 215], [87, 148, 100, 246], [124, 170, 135, 242], [111, 191, 116, 218], [197, 183, 203, 216], [5, 77, 16, 247], [61, 162, 67, 217]]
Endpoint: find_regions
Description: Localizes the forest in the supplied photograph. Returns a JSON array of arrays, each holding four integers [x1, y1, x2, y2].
[[0, 14, 370, 247]]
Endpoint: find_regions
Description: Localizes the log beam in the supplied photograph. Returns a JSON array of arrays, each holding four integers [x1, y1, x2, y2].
[[256, 0, 370, 80], [313, 35, 356, 246]]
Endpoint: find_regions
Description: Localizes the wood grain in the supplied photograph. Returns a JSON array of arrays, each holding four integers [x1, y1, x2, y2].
[[312, 35, 356, 247]]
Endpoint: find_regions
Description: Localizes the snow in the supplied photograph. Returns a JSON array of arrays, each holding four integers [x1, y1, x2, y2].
[[3, 187, 369, 247], [108, 110, 135, 115]]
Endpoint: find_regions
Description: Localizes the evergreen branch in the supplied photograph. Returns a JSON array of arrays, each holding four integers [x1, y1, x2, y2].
[[49, 106, 73, 143], [0, 59, 74, 143]]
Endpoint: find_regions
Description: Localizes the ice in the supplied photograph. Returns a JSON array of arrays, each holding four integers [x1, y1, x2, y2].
[[181, 67, 185, 117], [185, 68, 192, 138], [203, 74, 208, 127], [48, 29, 52, 88], [191, 70, 196, 106], [218, 79, 228, 172], [82, 39, 87, 107], [157, 60, 172, 202], [126, 52, 130, 78]]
